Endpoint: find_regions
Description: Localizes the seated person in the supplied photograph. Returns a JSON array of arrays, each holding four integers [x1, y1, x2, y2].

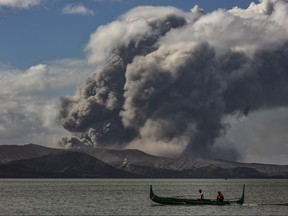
[[217, 191, 224, 201], [198, 189, 204, 200]]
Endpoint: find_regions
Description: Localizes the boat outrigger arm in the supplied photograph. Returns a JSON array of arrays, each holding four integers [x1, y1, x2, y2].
[[150, 185, 245, 205]]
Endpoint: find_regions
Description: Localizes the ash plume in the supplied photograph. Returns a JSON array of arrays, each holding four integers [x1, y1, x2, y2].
[[58, 1, 288, 160]]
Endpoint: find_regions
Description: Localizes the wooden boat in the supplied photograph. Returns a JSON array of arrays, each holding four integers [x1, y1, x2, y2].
[[150, 185, 245, 205]]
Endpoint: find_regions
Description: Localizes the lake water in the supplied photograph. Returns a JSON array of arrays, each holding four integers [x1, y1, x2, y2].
[[0, 179, 287, 215]]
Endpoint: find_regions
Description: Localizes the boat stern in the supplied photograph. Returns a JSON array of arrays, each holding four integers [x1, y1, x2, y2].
[[236, 184, 245, 205]]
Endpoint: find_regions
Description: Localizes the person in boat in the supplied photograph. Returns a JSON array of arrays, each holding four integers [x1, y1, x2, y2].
[[217, 191, 224, 201], [198, 189, 204, 200]]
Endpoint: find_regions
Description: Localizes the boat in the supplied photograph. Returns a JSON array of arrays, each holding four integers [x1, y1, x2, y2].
[[150, 184, 245, 205]]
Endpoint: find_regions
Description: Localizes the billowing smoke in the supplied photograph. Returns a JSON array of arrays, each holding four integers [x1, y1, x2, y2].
[[58, 1, 288, 160]]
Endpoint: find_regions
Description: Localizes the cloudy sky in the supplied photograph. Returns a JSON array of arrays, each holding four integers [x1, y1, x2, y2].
[[1, 0, 288, 165]]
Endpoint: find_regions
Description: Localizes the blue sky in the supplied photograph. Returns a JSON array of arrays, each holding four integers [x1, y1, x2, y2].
[[0, 0, 254, 69], [1, 0, 288, 165]]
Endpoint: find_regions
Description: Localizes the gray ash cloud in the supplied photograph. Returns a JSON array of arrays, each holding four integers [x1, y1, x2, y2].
[[57, 2, 288, 160]]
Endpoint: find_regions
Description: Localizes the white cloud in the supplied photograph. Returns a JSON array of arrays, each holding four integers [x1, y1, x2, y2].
[[85, 19, 151, 64], [85, 6, 185, 64], [0, 59, 96, 146], [62, 3, 94, 16], [0, 0, 41, 9]]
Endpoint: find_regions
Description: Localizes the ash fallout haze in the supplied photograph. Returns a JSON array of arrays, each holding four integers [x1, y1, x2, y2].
[[1, 0, 288, 165]]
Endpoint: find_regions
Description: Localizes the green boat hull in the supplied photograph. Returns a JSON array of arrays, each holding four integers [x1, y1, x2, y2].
[[150, 185, 245, 205]]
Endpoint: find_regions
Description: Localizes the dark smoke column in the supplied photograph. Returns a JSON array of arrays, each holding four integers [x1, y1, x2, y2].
[[58, 6, 188, 148], [58, 2, 288, 161]]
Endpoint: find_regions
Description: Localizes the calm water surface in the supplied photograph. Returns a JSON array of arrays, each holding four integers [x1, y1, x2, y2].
[[0, 179, 287, 215]]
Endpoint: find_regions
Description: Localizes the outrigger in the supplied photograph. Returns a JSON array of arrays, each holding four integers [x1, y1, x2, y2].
[[150, 185, 245, 205]]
